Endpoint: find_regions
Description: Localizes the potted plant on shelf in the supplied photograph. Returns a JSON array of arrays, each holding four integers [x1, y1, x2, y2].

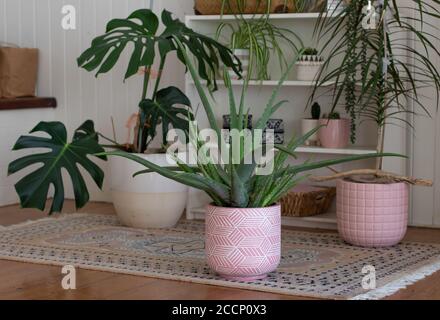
[[310, 0, 439, 247], [318, 111, 350, 149], [295, 47, 324, 81], [216, 15, 303, 81], [301, 102, 321, 146], [35, 9, 240, 229], [7, 42, 396, 280], [195, 0, 271, 15]]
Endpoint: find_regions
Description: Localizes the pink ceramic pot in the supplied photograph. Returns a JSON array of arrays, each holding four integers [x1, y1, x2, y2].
[[318, 119, 350, 148], [337, 179, 409, 247], [205, 204, 281, 281]]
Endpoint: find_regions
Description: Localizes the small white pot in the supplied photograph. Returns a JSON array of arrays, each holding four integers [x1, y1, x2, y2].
[[229, 48, 250, 80], [110, 153, 188, 229], [295, 61, 324, 81], [301, 119, 320, 146]]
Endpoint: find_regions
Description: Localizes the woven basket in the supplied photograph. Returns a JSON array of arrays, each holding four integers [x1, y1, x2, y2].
[[194, 0, 270, 15], [280, 185, 336, 217]]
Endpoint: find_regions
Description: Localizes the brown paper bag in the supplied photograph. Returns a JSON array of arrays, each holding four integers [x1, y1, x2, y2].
[[0, 47, 39, 98]]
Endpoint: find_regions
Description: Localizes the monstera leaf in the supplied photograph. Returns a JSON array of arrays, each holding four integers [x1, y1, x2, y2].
[[139, 86, 193, 148], [8, 121, 107, 214], [77, 9, 240, 89]]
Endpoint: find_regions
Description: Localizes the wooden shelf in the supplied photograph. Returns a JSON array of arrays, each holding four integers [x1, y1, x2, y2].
[[0, 97, 57, 110], [186, 12, 341, 22]]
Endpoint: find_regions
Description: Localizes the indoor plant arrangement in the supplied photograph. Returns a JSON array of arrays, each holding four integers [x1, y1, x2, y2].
[[7, 41, 395, 280], [216, 14, 303, 81], [15, 9, 240, 229], [295, 47, 324, 81], [311, 0, 439, 246], [318, 111, 350, 149], [301, 102, 321, 146]]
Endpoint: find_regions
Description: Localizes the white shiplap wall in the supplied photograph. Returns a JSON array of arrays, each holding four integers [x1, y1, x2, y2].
[[0, 0, 193, 206]]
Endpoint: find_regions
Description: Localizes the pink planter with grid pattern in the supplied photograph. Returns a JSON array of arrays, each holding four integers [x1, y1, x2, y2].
[[337, 179, 409, 247], [205, 204, 281, 281]]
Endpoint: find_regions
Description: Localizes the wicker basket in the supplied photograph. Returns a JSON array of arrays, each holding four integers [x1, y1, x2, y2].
[[280, 185, 336, 217], [194, 0, 270, 15]]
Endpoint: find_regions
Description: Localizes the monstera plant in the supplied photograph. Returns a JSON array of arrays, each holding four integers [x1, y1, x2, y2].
[[77, 9, 240, 153], [7, 9, 241, 229]]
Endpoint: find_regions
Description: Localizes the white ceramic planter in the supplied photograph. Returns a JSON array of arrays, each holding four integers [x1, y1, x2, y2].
[[295, 61, 324, 81], [110, 153, 188, 229], [229, 49, 249, 80], [301, 119, 320, 146]]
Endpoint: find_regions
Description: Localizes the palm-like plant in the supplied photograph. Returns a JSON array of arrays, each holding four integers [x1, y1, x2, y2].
[[78, 9, 241, 153], [7, 37, 400, 214], [216, 15, 303, 81], [310, 0, 440, 170]]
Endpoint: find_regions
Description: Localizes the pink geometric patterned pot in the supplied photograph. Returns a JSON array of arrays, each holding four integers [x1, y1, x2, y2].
[[205, 204, 281, 281], [337, 179, 409, 247], [318, 119, 350, 149]]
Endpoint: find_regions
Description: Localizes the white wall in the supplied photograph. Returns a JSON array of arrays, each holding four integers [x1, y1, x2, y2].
[[0, 0, 193, 206]]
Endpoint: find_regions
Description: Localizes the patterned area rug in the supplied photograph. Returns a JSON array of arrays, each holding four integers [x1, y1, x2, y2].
[[1, 214, 440, 300]]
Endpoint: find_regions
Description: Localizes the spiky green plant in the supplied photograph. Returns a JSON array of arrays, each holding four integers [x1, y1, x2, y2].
[[7, 39, 400, 214], [311, 0, 440, 169], [216, 15, 303, 81]]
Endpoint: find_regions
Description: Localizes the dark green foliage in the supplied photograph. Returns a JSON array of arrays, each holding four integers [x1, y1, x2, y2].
[[311, 102, 321, 119], [78, 9, 241, 152], [8, 121, 106, 214], [311, 0, 440, 148], [328, 112, 341, 120]]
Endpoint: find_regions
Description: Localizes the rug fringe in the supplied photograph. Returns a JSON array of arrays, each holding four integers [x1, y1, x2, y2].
[[351, 258, 440, 300]]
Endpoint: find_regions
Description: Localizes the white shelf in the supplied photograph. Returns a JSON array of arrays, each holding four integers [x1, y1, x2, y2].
[[189, 208, 337, 230], [282, 212, 337, 230], [186, 12, 340, 22], [188, 79, 336, 87], [295, 146, 377, 155]]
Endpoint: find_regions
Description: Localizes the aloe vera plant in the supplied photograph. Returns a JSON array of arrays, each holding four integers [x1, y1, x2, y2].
[[8, 39, 400, 213]]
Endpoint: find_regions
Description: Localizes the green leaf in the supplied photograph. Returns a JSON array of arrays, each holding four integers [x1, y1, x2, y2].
[[138, 86, 193, 146], [8, 121, 106, 214], [125, 38, 144, 80], [128, 9, 159, 34], [78, 8, 240, 86], [286, 153, 407, 176], [101, 151, 231, 204]]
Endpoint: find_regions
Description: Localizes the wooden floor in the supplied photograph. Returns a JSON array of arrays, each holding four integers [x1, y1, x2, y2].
[[0, 201, 439, 300]]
